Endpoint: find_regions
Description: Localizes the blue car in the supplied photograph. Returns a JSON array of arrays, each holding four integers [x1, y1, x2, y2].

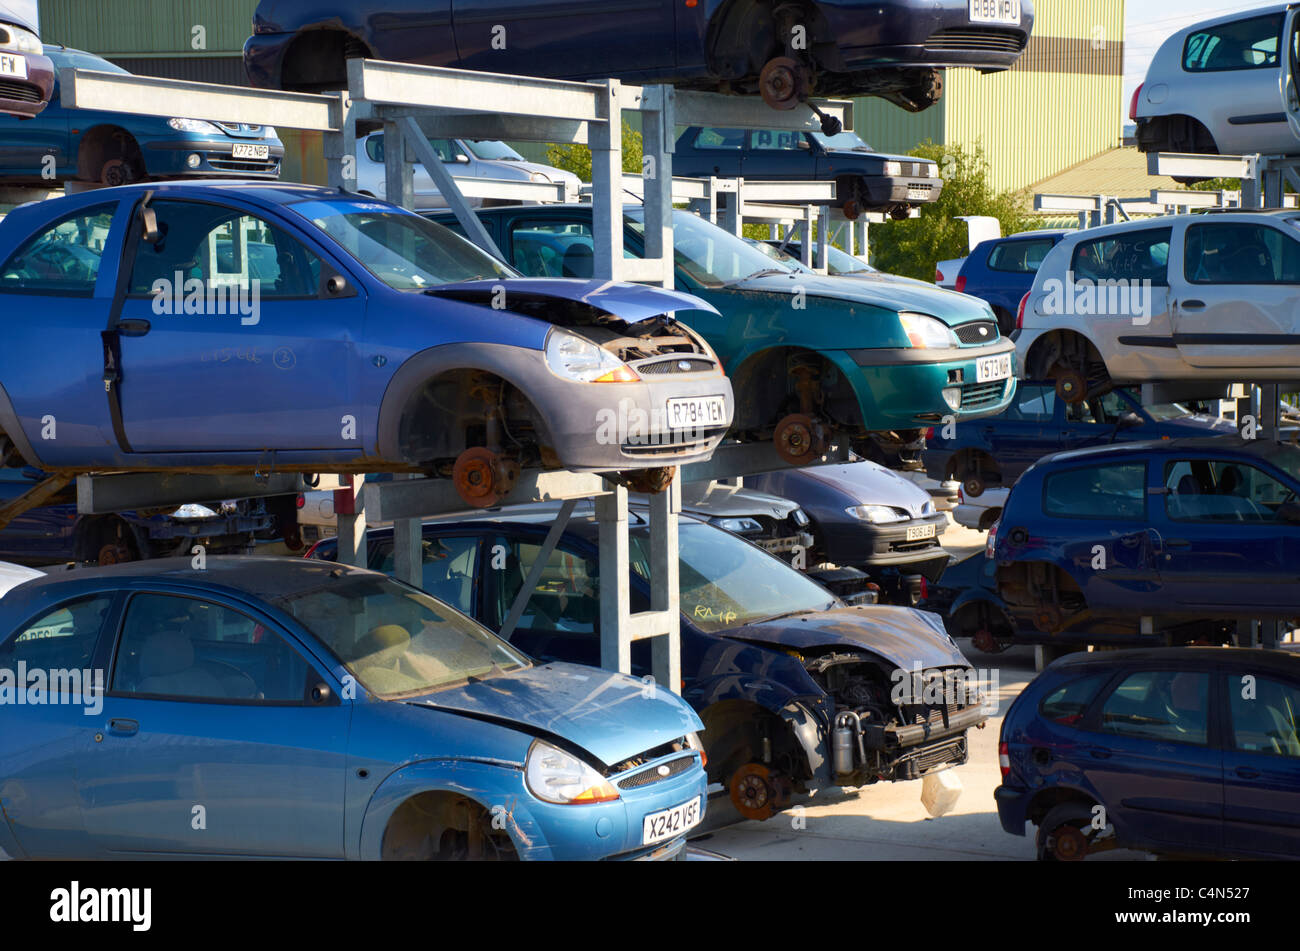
[[0, 182, 733, 507], [955, 230, 1066, 334], [305, 504, 986, 820], [993, 437, 1300, 643], [0, 556, 707, 859], [924, 381, 1234, 498], [675, 127, 941, 219], [997, 646, 1300, 860], [245, 0, 1032, 112], [0, 46, 283, 186]]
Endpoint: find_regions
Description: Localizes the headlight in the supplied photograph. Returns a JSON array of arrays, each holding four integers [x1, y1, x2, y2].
[[2, 27, 42, 54], [898, 312, 956, 350], [708, 516, 763, 535], [168, 118, 224, 135], [525, 740, 620, 804], [926, 164, 940, 178], [882, 160, 903, 176], [544, 329, 638, 383], [846, 504, 909, 524], [684, 732, 706, 766], [791, 508, 810, 527]]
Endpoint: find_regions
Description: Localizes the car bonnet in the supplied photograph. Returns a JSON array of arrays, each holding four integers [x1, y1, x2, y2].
[[729, 271, 993, 324], [429, 277, 719, 323]]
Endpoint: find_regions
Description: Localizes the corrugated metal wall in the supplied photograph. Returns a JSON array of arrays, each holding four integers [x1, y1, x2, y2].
[[39, 0, 256, 55], [854, 0, 1124, 194]]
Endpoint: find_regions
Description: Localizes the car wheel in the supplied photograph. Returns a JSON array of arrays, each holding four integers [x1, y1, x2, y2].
[[99, 158, 133, 188], [758, 56, 807, 110], [1036, 802, 1110, 861]]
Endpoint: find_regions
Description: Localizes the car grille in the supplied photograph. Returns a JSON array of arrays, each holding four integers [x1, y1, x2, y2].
[[888, 537, 940, 554], [0, 79, 42, 103], [216, 122, 264, 134], [621, 426, 727, 457], [961, 380, 1007, 409], [208, 158, 281, 173], [953, 320, 999, 346], [915, 736, 967, 772], [925, 28, 1026, 53], [617, 755, 695, 790], [635, 357, 716, 376]]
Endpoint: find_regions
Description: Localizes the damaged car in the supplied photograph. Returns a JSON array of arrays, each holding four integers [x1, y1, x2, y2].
[[0, 182, 733, 513], [0, 557, 707, 859], [306, 504, 987, 821]]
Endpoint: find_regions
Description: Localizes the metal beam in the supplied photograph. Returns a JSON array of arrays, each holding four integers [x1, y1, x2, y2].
[[364, 469, 607, 522], [596, 483, 631, 673], [1148, 152, 1257, 181], [680, 439, 854, 483], [381, 110, 590, 145], [400, 116, 503, 259], [60, 68, 340, 131], [673, 90, 852, 132], [76, 472, 321, 514], [499, 499, 578, 641]]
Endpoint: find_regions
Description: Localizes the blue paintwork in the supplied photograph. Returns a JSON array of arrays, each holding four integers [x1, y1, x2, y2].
[[0, 556, 705, 859], [924, 381, 1235, 487], [955, 232, 1066, 330], [996, 647, 1300, 859], [244, 0, 1033, 94], [306, 509, 980, 791], [0, 47, 283, 183], [993, 437, 1300, 634], [0, 181, 720, 472]]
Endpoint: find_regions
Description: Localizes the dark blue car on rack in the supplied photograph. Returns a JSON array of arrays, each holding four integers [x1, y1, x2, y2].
[[997, 646, 1300, 860], [924, 381, 1233, 497], [954, 230, 1066, 333], [0, 46, 282, 186], [305, 504, 987, 821], [993, 437, 1300, 642]]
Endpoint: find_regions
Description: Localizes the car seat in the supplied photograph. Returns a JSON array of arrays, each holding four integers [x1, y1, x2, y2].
[[136, 629, 227, 699], [562, 243, 594, 278]]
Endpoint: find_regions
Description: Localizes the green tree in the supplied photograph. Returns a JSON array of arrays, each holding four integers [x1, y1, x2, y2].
[[1187, 177, 1243, 193], [869, 141, 1033, 281], [546, 118, 644, 183]]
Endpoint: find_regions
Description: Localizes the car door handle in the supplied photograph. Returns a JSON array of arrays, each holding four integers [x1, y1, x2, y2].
[[108, 718, 139, 736], [1235, 766, 1260, 780], [1180, 300, 1205, 310], [1164, 538, 1190, 548], [116, 318, 151, 336], [1083, 746, 1111, 759]]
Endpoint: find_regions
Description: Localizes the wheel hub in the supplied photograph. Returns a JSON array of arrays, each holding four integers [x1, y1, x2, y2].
[[774, 413, 825, 466], [452, 447, 520, 508]]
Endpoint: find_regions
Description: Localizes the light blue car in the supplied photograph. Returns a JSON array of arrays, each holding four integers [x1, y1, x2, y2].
[[0, 556, 707, 860]]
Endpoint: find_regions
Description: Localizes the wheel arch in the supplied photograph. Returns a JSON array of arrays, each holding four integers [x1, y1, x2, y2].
[[279, 27, 375, 92], [74, 124, 145, 182], [727, 344, 869, 433]]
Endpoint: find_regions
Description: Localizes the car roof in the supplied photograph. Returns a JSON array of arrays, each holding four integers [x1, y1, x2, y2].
[[11, 555, 380, 601], [1168, 4, 1285, 35], [1051, 645, 1300, 673], [8, 180, 376, 220], [1054, 211, 1300, 244], [1040, 435, 1285, 466]]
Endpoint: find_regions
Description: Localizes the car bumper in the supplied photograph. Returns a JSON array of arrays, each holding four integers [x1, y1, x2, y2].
[[855, 175, 943, 208], [0, 50, 53, 118], [822, 2, 1031, 72], [838, 338, 1018, 427], [144, 139, 284, 179], [826, 513, 950, 577], [994, 783, 1028, 835]]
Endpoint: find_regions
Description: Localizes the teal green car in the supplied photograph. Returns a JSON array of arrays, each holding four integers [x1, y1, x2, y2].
[[429, 205, 1017, 465]]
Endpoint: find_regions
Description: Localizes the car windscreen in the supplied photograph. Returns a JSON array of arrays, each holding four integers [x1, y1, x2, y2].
[[810, 131, 873, 152], [629, 520, 837, 633], [825, 244, 872, 274], [464, 140, 525, 161], [292, 198, 516, 289], [626, 208, 785, 287], [49, 50, 130, 74], [274, 572, 530, 698]]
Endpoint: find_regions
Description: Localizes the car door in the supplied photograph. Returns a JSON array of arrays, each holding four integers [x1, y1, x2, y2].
[[78, 590, 350, 858], [1084, 668, 1223, 854], [0, 78, 69, 176], [451, 0, 676, 79], [742, 129, 807, 180], [1221, 671, 1300, 857], [0, 199, 125, 468], [975, 383, 1058, 479], [0, 593, 117, 858], [681, 127, 745, 177], [982, 237, 1057, 316], [1173, 220, 1300, 369], [1152, 455, 1300, 612], [365, 533, 485, 618], [112, 196, 367, 452]]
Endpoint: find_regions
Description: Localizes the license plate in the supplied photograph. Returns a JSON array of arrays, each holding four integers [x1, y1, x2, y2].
[[976, 353, 1012, 383], [906, 523, 936, 541], [642, 796, 702, 846], [0, 54, 27, 80], [665, 395, 726, 430], [907, 186, 931, 201], [969, 0, 1020, 25], [231, 143, 270, 160]]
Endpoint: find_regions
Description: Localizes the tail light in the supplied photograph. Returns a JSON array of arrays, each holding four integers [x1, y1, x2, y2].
[[954, 274, 967, 293], [934, 268, 944, 284], [1128, 82, 1143, 122], [998, 741, 1010, 779], [919, 576, 928, 600], [1015, 291, 1030, 330], [295, 493, 305, 509], [957, 485, 965, 504], [302, 539, 323, 559], [985, 521, 998, 559], [924, 426, 935, 441]]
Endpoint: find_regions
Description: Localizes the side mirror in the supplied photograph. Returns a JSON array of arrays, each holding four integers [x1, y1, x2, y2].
[[454, 153, 470, 164], [1279, 501, 1300, 523], [325, 274, 348, 296], [141, 205, 161, 244], [1116, 411, 1143, 430], [1284, 9, 1300, 139], [310, 683, 333, 704]]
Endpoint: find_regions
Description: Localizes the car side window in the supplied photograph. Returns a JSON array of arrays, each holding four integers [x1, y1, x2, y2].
[[1228, 675, 1300, 757], [1039, 672, 1110, 726], [1100, 670, 1210, 746], [1071, 228, 1171, 287], [0, 204, 117, 296], [1163, 459, 1293, 523], [1003, 385, 1055, 421], [510, 221, 595, 278], [1042, 463, 1147, 520], [111, 593, 312, 703], [370, 535, 481, 616], [489, 537, 601, 634], [0, 596, 113, 677], [751, 130, 803, 150], [128, 200, 325, 300], [1184, 223, 1300, 285], [988, 239, 1055, 274], [693, 128, 745, 150], [1183, 12, 1282, 72]]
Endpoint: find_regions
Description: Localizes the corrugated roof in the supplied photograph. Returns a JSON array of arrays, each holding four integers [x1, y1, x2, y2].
[[1030, 146, 1184, 199]]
